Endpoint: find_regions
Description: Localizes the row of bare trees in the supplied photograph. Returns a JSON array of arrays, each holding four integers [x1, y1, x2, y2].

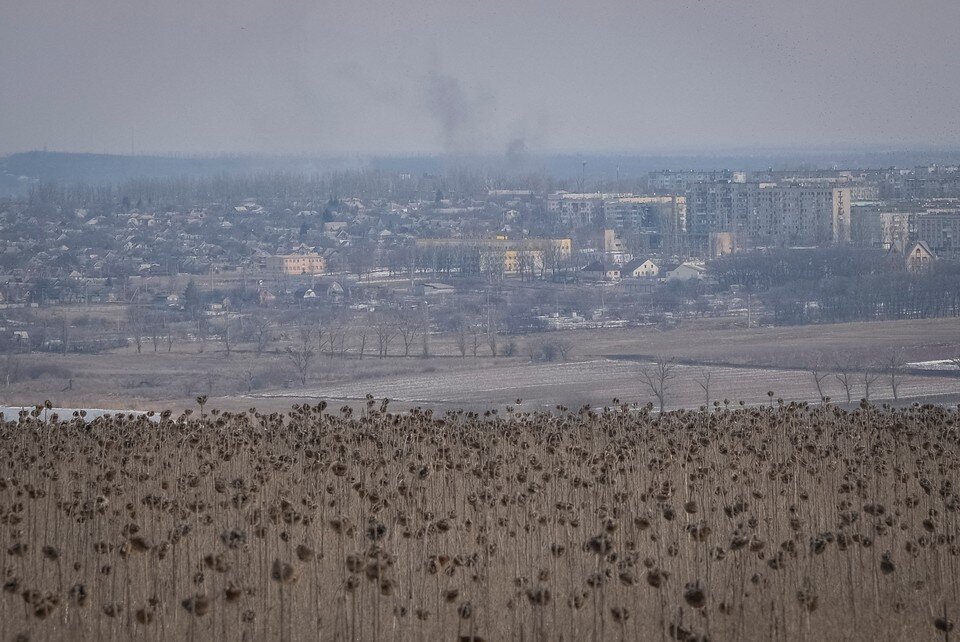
[[809, 352, 908, 402], [640, 350, 942, 413]]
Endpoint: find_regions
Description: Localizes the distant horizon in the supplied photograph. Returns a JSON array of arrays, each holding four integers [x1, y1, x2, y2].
[[6, 146, 960, 196], [7, 145, 960, 162]]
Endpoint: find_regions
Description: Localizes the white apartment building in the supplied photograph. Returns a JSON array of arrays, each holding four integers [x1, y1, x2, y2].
[[730, 184, 852, 246]]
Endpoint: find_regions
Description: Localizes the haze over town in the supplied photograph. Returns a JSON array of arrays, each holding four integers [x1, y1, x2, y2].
[[3, 0, 960, 155]]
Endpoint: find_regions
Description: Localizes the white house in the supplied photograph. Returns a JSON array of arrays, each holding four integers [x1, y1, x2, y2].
[[582, 260, 621, 280], [621, 258, 659, 278], [665, 262, 707, 282]]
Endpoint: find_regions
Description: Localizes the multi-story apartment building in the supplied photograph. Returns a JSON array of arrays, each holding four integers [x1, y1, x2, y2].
[[602, 229, 632, 264], [687, 181, 735, 235], [688, 183, 851, 246], [879, 212, 914, 250], [648, 170, 746, 192], [914, 211, 960, 255], [741, 184, 852, 246], [878, 208, 960, 256], [849, 201, 886, 247], [603, 196, 688, 235], [546, 193, 627, 227]]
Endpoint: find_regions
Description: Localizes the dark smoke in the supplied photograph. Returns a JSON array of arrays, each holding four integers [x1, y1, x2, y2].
[[423, 69, 495, 154], [506, 137, 529, 167]]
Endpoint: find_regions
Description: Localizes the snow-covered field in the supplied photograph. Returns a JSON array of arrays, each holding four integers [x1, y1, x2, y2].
[[0, 406, 153, 421], [255, 358, 960, 410], [908, 359, 960, 372]]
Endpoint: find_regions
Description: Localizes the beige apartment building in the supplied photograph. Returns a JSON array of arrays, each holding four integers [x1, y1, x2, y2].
[[265, 253, 327, 276]]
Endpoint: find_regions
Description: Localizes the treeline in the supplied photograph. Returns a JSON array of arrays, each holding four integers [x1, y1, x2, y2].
[[18, 165, 571, 210], [23, 170, 448, 208], [712, 247, 960, 324]]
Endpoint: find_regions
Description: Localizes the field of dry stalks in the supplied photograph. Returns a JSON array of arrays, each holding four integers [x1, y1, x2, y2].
[[1, 399, 958, 641]]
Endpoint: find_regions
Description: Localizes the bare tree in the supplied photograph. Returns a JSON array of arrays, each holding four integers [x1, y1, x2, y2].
[[221, 300, 232, 356], [396, 309, 421, 357], [454, 321, 468, 358], [695, 368, 712, 409], [809, 356, 830, 402], [253, 317, 272, 356], [132, 323, 143, 354], [487, 327, 498, 358], [315, 321, 328, 357], [356, 327, 368, 360], [885, 350, 906, 401], [285, 327, 314, 386], [542, 241, 563, 282], [148, 318, 161, 353], [3, 356, 20, 387], [640, 357, 676, 414], [834, 358, 855, 404], [128, 306, 145, 354], [471, 325, 482, 357], [862, 364, 880, 401], [374, 318, 396, 359], [555, 339, 574, 362], [196, 316, 208, 354], [529, 339, 559, 362], [331, 323, 349, 359]]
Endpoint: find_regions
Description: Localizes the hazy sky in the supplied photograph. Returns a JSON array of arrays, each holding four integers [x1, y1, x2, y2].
[[2, 0, 959, 156]]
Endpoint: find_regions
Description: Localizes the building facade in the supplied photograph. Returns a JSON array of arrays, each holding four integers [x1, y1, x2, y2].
[[737, 184, 851, 246], [265, 253, 327, 276], [417, 237, 572, 276], [603, 196, 688, 235], [914, 210, 960, 256], [687, 183, 852, 246]]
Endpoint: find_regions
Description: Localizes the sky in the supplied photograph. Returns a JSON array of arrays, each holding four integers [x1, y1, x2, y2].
[[2, 0, 959, 156]]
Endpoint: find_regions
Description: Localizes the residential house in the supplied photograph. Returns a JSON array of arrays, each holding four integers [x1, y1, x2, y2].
[[665, 262, 707, 281], [905, 240, 937, 272], [621, 258, 660, 278], [581, 260, 621, 280]]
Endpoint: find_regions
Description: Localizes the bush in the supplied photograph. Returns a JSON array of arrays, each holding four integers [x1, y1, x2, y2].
[[529, 339, 559, 362], [19, 363, 73, 380]]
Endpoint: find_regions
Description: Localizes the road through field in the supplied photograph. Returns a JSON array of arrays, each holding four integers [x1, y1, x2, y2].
[[255, 358, 960, 410]]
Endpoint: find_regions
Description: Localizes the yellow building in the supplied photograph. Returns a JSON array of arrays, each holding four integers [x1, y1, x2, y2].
[[265, 253, 326, 276], [417, 238, 571, 275]]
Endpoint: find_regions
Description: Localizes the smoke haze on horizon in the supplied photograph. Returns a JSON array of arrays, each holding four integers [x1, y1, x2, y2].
[[2, 0, 959, 157]]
